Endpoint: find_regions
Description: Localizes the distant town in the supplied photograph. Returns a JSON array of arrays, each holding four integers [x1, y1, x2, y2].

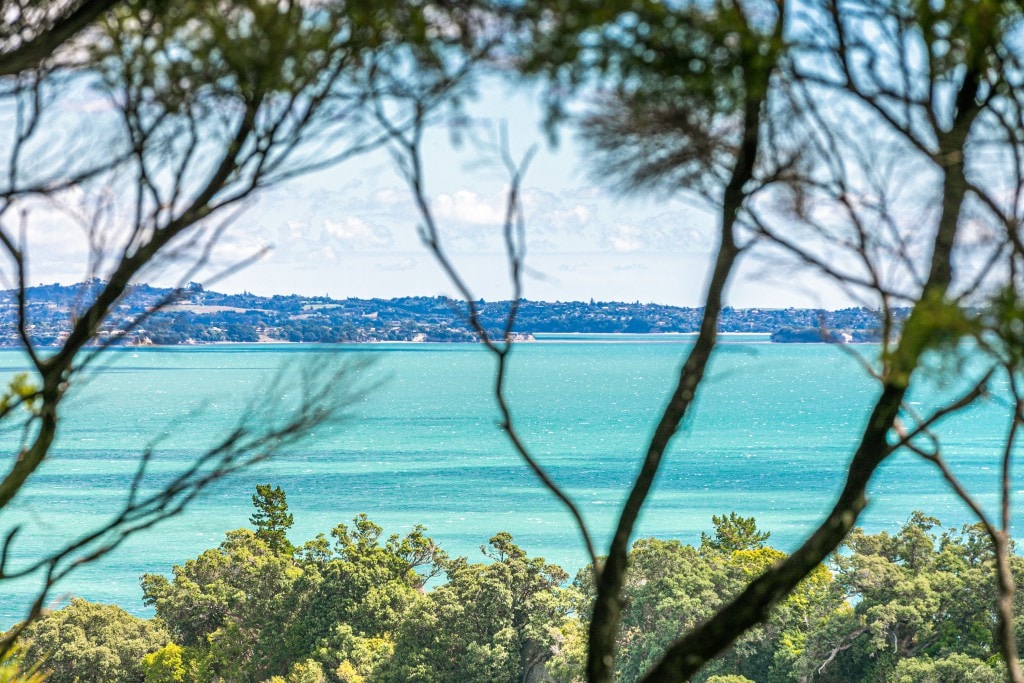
[[0, 280, 902, 346]]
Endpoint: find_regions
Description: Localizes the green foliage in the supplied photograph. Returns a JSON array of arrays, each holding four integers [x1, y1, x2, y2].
[[140, 500, 569, 682], [794, 514, 1019, 681], [539, 510, 1020, 681], [380, 532, 574, 683], [0, 643, 48, 683], [544, 617, 587, 683], [701, 512, 771, 553], [284, 659, 327, 683], [594, 534, 841, 682], [891, 653, 1003, 683], [283, 513, 450, 674], [143, 492, 449, 682], [615, 538, 722, 680], [141, 643, 184, 683], [142, 528, 306, 680], [14, 599, 167, 683], [22, 504, 1020, 682], [517, 0, 785, 192], [251, 483, 295, 554], [318, 625, 392, 683], [0, 373, 39, 416]]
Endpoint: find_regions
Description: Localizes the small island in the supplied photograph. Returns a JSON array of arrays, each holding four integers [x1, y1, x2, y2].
[[770, 326, 885, 343]]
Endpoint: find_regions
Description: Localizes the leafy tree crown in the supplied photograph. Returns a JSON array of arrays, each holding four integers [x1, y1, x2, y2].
[[251, 484, 294, 553], [700, 512, 770, 553]]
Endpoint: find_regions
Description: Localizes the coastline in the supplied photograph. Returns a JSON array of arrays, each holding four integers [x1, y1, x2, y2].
[[0, 330, 891, 349], [2, 283, 899, 348]]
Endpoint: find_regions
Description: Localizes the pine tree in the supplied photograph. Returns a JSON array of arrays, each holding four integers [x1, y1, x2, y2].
[[700, 513, 770, 553], [250, 484, 294, 554]]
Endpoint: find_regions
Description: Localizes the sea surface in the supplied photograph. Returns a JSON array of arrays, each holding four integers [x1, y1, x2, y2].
[[0, 337, 1017, 627]]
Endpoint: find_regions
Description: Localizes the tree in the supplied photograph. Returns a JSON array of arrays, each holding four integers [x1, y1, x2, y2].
[[12, 598, 169, 683], [891, 654, 1003, 683], [379, 532, 575, 683], [0, 642, 48, 683], [141, 492, 450, 682], [135, 489, 575, 682], [0, 0, 121, 76], [13, 503, 1020, 680], [792, 515, 1024, 682], [141, 643, 187, 683], [0, 0, 488, 653], [700, 513, 771, 553], [556, 523, 842, 683], [7, 1, 1024, 681], [252, 484, 295, 554], [373, 0, 1024, 680]]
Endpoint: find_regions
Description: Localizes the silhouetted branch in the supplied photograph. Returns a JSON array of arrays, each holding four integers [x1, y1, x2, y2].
[[0, 0, 418, 642], [377, 90, 599, 568], [0, 354, 370, 658], [640, 26, 984, 678]]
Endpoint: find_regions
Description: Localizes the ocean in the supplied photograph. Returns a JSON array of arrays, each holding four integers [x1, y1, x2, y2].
[[0, 337, 1014, 626]]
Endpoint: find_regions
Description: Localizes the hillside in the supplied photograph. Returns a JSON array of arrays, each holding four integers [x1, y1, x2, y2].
[[0, 280, 898, 345]]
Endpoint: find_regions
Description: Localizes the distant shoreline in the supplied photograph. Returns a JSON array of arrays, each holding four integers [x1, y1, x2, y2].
[[37, 334, 880, 349], [1, 282, 897, 347], [0, 332, 887, 349]]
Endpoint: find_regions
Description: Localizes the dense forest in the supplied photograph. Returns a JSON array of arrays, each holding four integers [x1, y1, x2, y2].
[[0, 282, 896, 345], [4, 486, 1019, 683]]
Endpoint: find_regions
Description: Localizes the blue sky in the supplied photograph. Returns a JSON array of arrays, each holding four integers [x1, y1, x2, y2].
[[21, 77, 856, 308], [185, 78, 854, 309]]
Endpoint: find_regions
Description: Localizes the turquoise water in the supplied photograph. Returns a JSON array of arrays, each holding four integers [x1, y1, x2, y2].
[[0, 339, 1016, 626]]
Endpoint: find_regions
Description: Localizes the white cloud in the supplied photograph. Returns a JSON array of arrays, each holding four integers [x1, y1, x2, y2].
[[323, 217, 393, 249], [211, 231, 271, 262], [606, 224, 646, 253], [434, 189, 507, 226], [600, 212, 711, 253]]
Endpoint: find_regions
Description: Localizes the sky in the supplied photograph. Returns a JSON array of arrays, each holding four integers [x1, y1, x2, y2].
[[184, 79, 854, 309], [24, 78, 858, 309]]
